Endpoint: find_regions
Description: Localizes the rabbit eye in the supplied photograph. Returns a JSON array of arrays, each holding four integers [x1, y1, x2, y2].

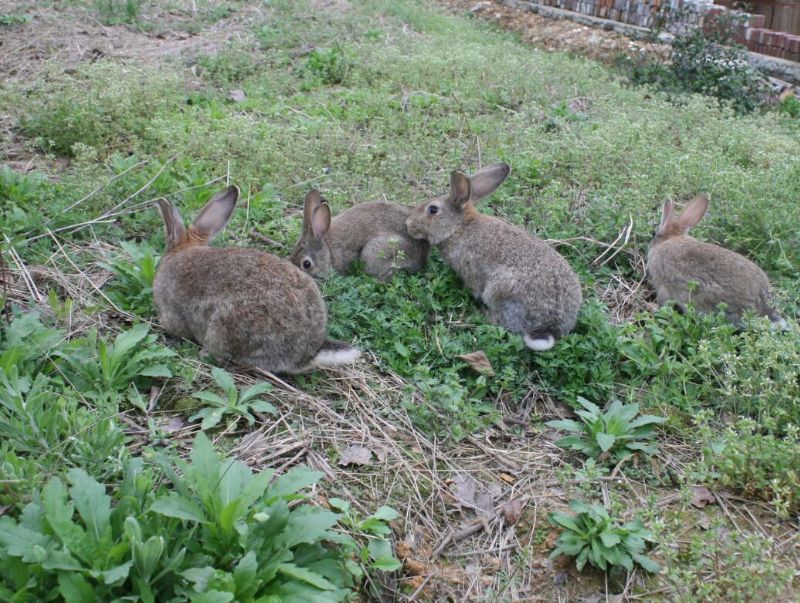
[[302, 259, 312, 269], [427, 205, 439, 215]]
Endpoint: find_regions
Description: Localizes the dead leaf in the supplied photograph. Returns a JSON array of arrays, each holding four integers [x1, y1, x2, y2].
[[228, 89, 246, 102], [158, 415, 187, 434], [499, 472, 516, 484], [691, 486, 716, 509], [338, 445, 372, 467], [697, 513, 713, 530], [456, 350, 494, 376], [501, 498, 524, 525], [452, 472, 500, 513], [403, 558, 428, 576]]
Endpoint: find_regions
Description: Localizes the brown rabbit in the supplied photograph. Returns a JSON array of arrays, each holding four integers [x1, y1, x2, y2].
[[290, 190, 429, 281], [406, 164, 582, 351], [647, 194, 785, 327], [153, 186, 359, 374]]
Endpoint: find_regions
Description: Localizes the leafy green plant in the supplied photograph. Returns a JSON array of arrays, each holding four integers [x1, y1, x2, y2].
[[0, 12, 31, 26], [550, 500, 660, 573], [99, 241, 159, 316], [701, 418, 800, 517], [776, 94, 800, 118], [547, 397, 665, 464], [329, 498, 402, 573], [621, 8, 767, 113], [93, 0, 143, 25], [151, 433, 387, 601], [302, 45, 350, 88], [0, 434, 397, 601], [189, 367, 277, 430], [55, 323, 175, 405], [658, 517, 794, 601]]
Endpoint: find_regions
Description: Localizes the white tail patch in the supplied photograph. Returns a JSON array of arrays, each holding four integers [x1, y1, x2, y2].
[[772, 317, 789, 332], [311, 346, 361, 367], [524, 334, 555, 351]]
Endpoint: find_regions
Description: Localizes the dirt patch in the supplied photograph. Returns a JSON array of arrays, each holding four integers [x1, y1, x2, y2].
[[0, 2, 257, 83], [439, 0, 666, 62]]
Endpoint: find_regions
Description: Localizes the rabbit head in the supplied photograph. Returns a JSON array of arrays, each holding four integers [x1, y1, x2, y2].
[[290, 189, 333, 277], [406, 163, 510, 245], [157, 186, 240, 253], [651, 194, 709, 245]]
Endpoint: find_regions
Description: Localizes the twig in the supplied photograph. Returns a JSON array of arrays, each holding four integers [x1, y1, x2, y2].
[[0, 244, 10, 324], [26, 156, 177, 243], [593, 213, 634, 266], [2, 235, 43, 303], [249, 230, 286, 250]]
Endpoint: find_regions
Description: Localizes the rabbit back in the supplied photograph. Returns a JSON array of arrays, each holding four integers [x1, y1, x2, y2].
[[328, 202, 429, 278], [647, 237, 779, 322], [154, 246, 328, 373], [440, 215, 582, 341]]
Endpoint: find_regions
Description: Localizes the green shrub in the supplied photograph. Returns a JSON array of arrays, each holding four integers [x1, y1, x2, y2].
[[660, 519, 794, 601], [54, 323, 175, 407], [621, 9, 767, 113], [93, 0, 143, 25], [0, 433, 399, 601], [547, 397, 665, 464], [189, 367, 277, 430], [19, 62, 182, 158], [776, 94, 800, 118], [549, 500, 659, 573], [302, 45, 350, 88], [99, 241, 159, 317], [702, 418, 800, 517]]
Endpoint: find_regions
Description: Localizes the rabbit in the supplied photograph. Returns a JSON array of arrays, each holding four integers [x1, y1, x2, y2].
[[647, 194, 785, 327], [405, 163, 583, 351], [153, 185, 359, 374], [290, 189, 429, 281]]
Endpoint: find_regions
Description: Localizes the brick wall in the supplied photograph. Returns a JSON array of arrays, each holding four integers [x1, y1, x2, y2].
[[519, 0, 800, 61]]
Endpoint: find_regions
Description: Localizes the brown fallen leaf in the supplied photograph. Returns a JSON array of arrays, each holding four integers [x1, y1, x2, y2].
[[691, 486, 716, 509], [338, 444, 372, 467], [499, 472, 517, 484], [501, 497, 524, 526], [452, 472, 500, 513], [456, 350, 495, 376]]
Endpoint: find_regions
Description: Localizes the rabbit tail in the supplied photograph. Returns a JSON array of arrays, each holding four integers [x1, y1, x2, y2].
[[524, 332, 556, 351], [309, 339, 360, 368]]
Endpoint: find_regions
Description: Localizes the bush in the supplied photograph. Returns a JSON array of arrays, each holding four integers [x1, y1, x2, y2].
[[0, 433, 399, 602], [18, 62, 183, 158], [547, 397, 665, 464], [549, 500, 659, 573], [621, 9, 767, 113], [702, 418, 800, 517]]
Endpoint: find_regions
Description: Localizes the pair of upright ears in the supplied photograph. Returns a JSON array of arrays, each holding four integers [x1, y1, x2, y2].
[[658, 194, 709, 236], [158, 186, 240, 251], [302, 189, 331, 240], [448, 163, 511, 207]]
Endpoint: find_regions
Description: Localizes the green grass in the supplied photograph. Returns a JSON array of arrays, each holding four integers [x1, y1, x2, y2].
[[1, 0, 799, 598]]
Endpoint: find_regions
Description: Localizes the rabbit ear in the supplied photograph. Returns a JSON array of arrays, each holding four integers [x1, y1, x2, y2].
[[156, 198, 186, 252], [470, 163, 510, 201], [674, 194, 709, 234], [303, 190, 322, 232], [656, 199, 674, 235], [192, 186, 239, 242], [448, 171, 471, 207], [311, 202, 331, 240]]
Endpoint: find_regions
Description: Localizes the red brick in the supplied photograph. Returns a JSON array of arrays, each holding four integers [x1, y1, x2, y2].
[[749, 14, 765, 28]]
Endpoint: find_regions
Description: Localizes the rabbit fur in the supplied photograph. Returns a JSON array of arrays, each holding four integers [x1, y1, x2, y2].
[[405, 163, 582, 351], [647, 194, 784, 327], [290, 190, 429, 281], [153, 186, 359, 374]]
